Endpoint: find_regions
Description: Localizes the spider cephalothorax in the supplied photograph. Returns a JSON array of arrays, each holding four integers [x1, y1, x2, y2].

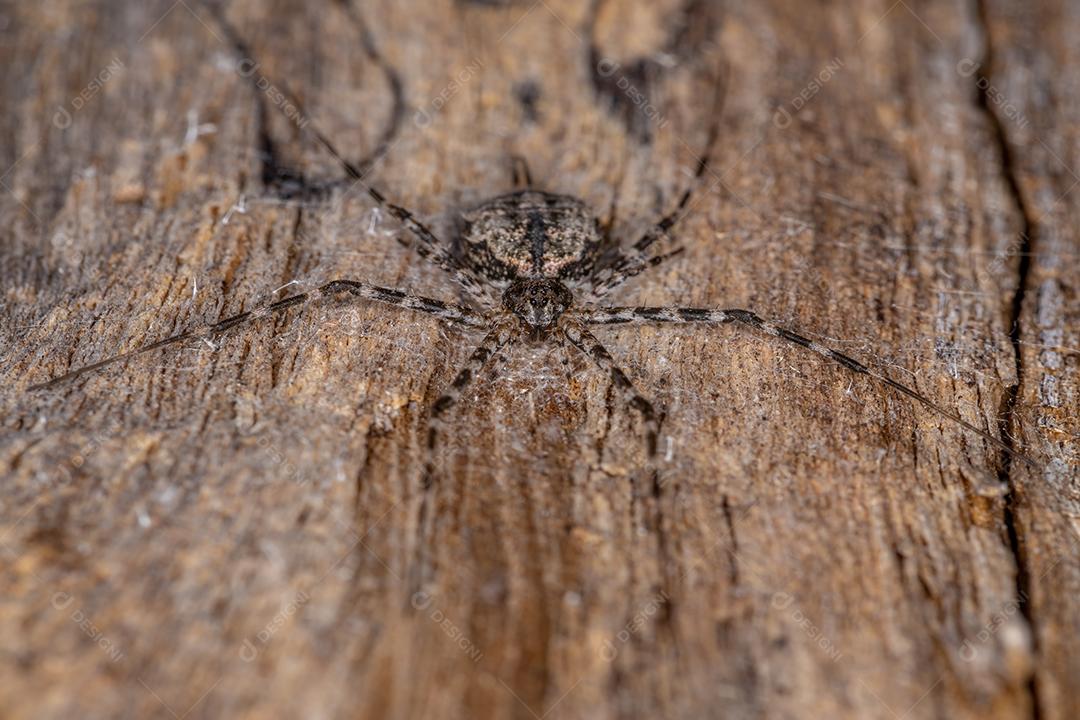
[[502, 279, 574, 332]]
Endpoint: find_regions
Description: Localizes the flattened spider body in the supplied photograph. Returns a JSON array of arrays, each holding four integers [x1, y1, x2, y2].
[[28, 46, 1034, 476], [457, 190, 599, 333]]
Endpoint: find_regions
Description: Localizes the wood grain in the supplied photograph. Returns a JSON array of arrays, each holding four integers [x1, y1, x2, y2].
[[1, 1, 1077, 718]]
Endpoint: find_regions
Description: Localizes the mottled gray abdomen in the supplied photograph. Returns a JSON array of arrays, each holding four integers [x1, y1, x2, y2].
[[457, 190, 602, 284]]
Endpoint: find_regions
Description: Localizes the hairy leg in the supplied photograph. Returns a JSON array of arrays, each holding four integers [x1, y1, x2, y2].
[[424, 318, 519, 484], [561, 318, 659, 457], [202, 2, 494, 303], [578, 305, 1036, 466], [29, 280, 485, 391]]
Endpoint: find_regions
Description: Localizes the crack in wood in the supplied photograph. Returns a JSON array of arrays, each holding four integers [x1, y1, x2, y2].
[[973, 0, 1042, 717]]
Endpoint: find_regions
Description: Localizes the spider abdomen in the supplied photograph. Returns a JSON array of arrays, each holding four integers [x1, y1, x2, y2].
[[457, 190, 602, 283]]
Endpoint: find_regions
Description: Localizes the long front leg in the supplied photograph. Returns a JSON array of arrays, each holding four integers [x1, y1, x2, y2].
[[28, 281, 486, 391], [586, 75, 725, 301], [578, 305, 1037, 466], [203, 5, 494, 304], [624, 70, 724, 262]]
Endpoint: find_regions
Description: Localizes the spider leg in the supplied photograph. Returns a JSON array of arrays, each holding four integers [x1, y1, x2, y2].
[[385, 226, 496, 305], [588, 71, 725, 300], [560, 319, 659, 457], [630, 65, 725, 259], [308, 128, 497, 303], [510, 155, 534, 189], [28, 281, 486, 391], [363, 182, 495, 304], [627, 158, 706, 259], [203, 6, 494, 303], [425, 318, 518, 484], [578, 305, 1038, 467], [588, 247, 686, 300]]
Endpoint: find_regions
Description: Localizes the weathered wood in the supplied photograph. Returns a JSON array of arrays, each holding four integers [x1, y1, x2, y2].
[[1, 1, 1077, 718]]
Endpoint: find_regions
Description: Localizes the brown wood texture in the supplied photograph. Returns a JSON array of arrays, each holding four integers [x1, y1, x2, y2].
[[1, 1, 1077, 718]]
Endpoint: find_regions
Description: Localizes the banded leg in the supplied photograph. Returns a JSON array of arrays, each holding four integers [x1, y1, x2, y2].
[[578, 305, 1036, 466], [204, 6, 494, 303], [588, 86, 724, 301], [510, 155, 534, 189], [28, 281, 486, 391], [299, 119, 495, 304], [588, 247, 686, 300], [425, 318, 518, 483], [561, 319, 660, 457], [365, 185, 496, 304], [628, 154, 710, 260], [295, 98, 495, 302], [630, 68, 725, 260]]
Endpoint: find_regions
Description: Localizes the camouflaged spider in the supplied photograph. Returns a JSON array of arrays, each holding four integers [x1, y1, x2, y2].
[[30, 61, 1028, 475]]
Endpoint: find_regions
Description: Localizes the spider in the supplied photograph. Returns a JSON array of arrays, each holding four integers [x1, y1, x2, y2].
[[28, 43, 1029, 477]]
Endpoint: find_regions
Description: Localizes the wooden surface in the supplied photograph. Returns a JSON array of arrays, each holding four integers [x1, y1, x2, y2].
[[1, 1, 1078, 718]]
